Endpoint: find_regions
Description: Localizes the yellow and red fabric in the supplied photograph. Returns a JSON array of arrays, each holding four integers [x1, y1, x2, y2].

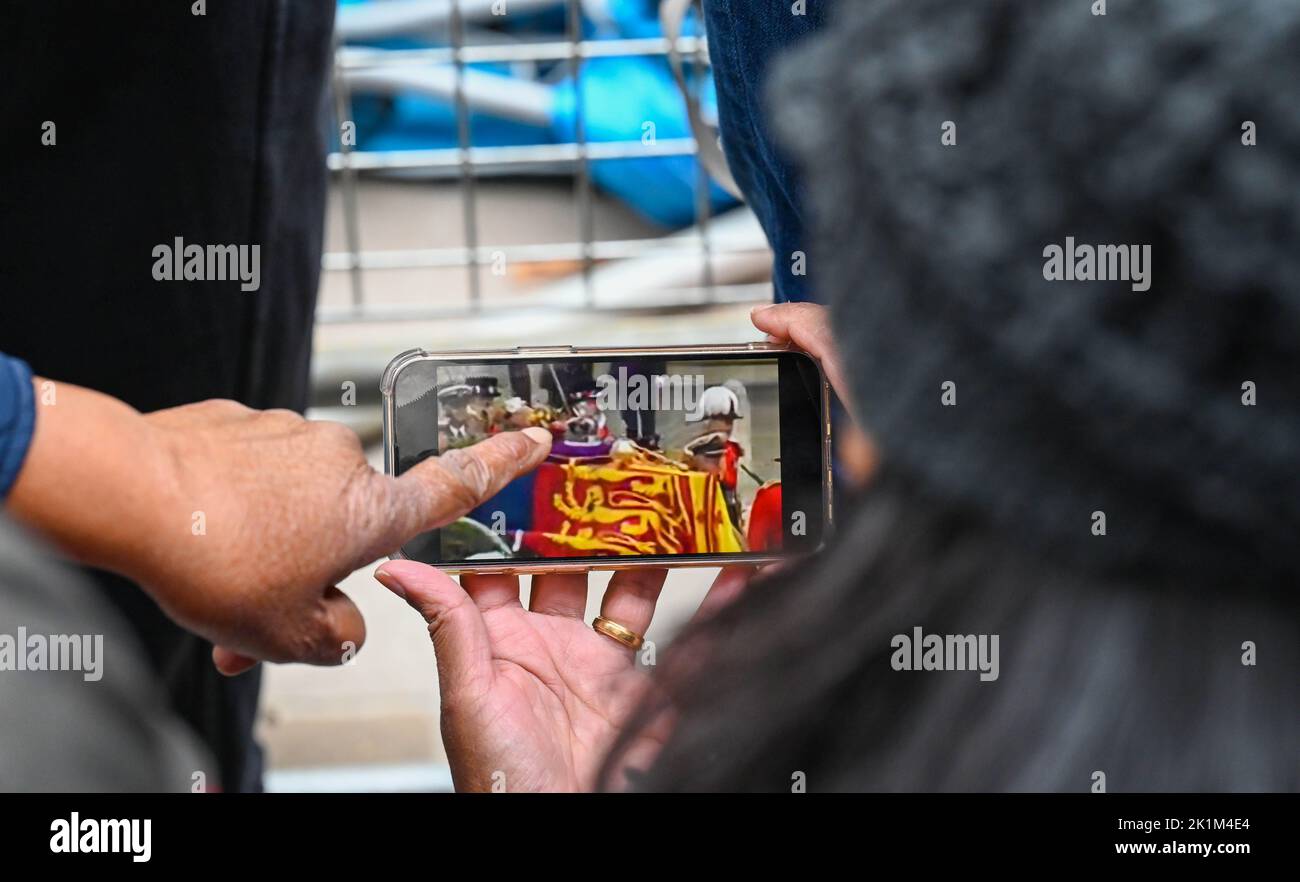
[[523, 455, 743, 557]]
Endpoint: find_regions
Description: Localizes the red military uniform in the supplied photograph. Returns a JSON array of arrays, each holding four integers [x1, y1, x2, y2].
[[747, 480, 783, 552]]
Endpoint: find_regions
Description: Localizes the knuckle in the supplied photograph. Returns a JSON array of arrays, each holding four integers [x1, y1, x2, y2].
[[345, 469, 396, 557], [494, 431, 542, 470], [204, 399, 255, 418], [788, 301, 817, 321], [258, 407, 305, 430], [439, 448, 496, 502], [316, 419, 362, 450], [425, 473, 479, 518], [291, 604, 335, 664]]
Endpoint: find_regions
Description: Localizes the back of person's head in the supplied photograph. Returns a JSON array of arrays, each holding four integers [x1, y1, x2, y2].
[[610, 0, 1300, 791]]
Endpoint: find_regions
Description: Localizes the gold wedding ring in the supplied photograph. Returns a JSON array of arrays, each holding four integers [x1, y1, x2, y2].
[[592, 616, 645, 651]]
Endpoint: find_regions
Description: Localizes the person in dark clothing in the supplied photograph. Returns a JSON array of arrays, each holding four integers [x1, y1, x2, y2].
[[1, 0, 338, 791], [701, 0, 835, 303], [0, 348, 555, 793], [0, 1, 561, 792]]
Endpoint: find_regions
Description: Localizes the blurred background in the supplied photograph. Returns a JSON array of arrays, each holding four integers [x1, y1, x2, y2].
[[259, 0, 775, 791]]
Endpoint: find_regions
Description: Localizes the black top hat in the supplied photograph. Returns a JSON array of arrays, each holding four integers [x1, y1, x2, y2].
[[465, 376, 501, 398]]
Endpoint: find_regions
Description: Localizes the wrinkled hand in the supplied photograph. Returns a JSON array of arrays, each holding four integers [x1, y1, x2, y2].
[[134, 402, 553, 674], [753, 301, 877, 480], [374, 563, 752, 792]]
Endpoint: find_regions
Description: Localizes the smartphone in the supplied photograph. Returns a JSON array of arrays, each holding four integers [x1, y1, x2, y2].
[[381, 343, 832, 573]]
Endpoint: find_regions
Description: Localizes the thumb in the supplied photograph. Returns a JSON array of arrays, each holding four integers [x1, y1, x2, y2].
[[375, 561, 495, 701], [314, 586, 368, 665], [212, 645, 258, 677], [750, 302, 854, 420], [213, 586, 366, 671]]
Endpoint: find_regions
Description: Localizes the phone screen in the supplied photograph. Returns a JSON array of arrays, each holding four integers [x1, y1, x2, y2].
[[390, 351, 828, 567]]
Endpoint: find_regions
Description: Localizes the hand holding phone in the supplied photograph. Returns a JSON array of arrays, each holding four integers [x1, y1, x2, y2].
[[751, 301, 854, 417], [373, 305, 844, 790], [373, 560, 754, 791]]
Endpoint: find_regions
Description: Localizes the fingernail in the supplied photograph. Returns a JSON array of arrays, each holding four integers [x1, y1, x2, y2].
[[522, 426, 552, 445], [750, 304, 775, 315], [374, 568, 406, 600]]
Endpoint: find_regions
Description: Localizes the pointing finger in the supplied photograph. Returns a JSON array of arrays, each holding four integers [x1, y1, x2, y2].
[[383, 427, 552, 549]]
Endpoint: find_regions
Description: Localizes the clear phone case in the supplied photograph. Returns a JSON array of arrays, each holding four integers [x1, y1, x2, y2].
[[381, 342, 833, 574]]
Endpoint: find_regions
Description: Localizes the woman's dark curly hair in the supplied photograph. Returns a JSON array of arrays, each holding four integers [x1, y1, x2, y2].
[[602, 0, 1300, 791]]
